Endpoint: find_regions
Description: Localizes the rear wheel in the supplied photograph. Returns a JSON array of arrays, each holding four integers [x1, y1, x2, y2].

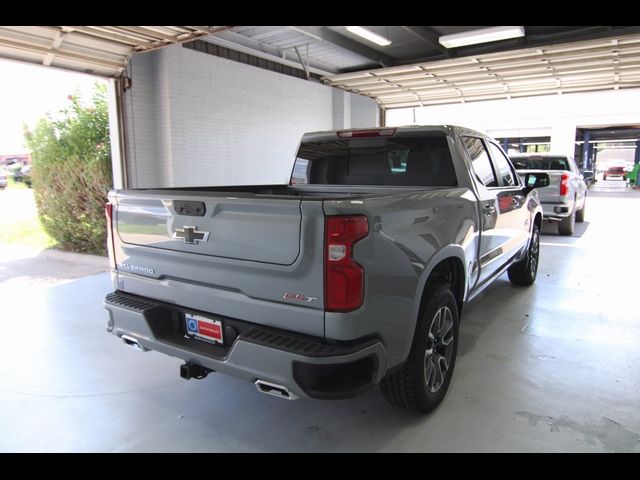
[[558, 210, 575, 236], [508, 223, 540, 286], [380, 283, 459, 414]]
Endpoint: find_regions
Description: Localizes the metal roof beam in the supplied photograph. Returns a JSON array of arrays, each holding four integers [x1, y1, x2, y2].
[[202, 35, 335, 76], [211, 29, 340, 73], [401, 26, 450, 56], [289, 26, 395, 68]]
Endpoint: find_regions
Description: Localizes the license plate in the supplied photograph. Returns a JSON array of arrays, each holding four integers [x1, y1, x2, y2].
[[185, 313, 224, 344]]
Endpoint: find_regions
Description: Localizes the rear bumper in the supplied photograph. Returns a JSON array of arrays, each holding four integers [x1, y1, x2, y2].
[[541, 201, 573, 221], [104, 291, 387, 399]]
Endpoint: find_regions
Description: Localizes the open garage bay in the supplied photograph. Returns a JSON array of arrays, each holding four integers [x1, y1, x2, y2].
[[1, 183, 638, 453]]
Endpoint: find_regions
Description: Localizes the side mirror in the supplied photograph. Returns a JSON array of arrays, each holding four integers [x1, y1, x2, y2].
[[525, 172, 550, 191]]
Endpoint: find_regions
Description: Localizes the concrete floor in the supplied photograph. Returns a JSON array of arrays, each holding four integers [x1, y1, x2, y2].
[[1, 180, 639, 452]]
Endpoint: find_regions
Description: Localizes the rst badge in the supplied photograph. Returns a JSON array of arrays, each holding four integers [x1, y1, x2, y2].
[[283, 292, 318, 303]]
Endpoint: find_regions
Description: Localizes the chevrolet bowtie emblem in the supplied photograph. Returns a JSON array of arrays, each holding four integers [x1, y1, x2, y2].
[[173, 226, 209, 244]]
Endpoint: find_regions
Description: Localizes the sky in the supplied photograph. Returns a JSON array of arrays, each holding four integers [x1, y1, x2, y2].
[[0, 59, 107, 154]]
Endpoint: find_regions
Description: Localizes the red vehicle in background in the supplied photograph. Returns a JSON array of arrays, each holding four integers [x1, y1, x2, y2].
[[603, 166, 626, 181]]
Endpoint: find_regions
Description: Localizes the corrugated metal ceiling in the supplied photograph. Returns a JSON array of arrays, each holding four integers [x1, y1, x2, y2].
[[0, 26, 231, 76], [212, 26, 374, 73], [1, 26, 640, 109], [322, 34, 640, 108]]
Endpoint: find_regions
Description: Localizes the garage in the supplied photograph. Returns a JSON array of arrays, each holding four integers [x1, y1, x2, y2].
[[1, 26, 639, 452]]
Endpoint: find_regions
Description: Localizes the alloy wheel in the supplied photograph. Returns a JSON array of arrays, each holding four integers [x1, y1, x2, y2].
[[424, 306, 455, 393]]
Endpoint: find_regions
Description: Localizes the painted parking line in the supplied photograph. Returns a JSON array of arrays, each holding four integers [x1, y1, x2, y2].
[[540, 242, 582, 248]]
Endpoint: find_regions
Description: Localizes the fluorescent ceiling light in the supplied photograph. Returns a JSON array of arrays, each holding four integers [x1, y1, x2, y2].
[[439, 26, 525, 49], [347, 26, 392, 46]]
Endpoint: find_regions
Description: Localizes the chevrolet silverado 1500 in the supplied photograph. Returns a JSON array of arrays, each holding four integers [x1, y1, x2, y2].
[[510, 153, 587, 235], [104, 125, 548, 413]]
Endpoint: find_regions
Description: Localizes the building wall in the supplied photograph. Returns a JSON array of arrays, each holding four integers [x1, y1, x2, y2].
[[386, 89, 640, 158], [332, 90, 351, 130], [122, 45, 378, 188], [122, 52, 161, 187], [351, 93, 380, 128]]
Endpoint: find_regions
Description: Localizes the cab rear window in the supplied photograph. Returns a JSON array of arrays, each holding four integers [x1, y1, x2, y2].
[[511, 156, 570, 170], [291, 132, 457, 187]]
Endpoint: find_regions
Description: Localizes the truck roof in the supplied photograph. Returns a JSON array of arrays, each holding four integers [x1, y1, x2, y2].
[[300, 124, 490, 143]]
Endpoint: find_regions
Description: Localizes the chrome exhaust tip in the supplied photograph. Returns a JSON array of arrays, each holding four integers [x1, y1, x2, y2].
[[254, 380, 298, 400], [121, 334, 149, 352]]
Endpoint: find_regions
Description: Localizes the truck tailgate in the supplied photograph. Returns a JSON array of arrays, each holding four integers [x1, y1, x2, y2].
[[110, 190, 325, 337], [116, 191, 301, 265], [518, 169, 563, 203]]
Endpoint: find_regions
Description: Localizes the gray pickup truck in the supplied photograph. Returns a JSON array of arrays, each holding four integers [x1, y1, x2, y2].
[[104, 125, 548, 413], [510, 153, 587, 236]]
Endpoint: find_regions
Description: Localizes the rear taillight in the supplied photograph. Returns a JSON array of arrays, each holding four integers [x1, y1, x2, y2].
[[560, 173, 569, 197], [105, 202, 116, 269], [324, 215, 369, 312]]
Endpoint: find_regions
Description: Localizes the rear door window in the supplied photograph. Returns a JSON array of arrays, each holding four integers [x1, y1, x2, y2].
[[487, 142, 518, 187], [462, 136, 497, 187]]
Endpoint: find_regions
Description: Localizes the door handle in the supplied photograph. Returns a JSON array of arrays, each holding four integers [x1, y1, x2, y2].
[[483, 204, 496, 215]]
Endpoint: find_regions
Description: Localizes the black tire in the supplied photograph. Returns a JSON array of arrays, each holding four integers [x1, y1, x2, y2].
[[380, 283, 459, 414], [575, 201, 585, 223], [558, 210, 575, 236], [508, 223, 540, 286]]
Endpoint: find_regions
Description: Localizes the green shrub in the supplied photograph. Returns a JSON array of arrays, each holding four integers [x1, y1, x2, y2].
[[24, 84, 112, 255]]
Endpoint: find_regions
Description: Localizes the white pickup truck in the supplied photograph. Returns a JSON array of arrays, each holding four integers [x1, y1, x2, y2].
[[510, 154, 587, 235]]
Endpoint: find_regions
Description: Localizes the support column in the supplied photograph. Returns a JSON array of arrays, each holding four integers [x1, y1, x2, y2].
[[550, 123, 577, 159], [583, 131, 591, 170], [332, 89, 350, 130], [635, 140, 640, 164], [107, 78, 126, 189], [351, 94, 380, 128]]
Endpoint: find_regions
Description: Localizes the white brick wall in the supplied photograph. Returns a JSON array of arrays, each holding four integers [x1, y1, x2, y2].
[[123, 53, 161, 187], [122, 45, 379, 188], [351, 93, 380, 128], [332, 89, 350, 129]]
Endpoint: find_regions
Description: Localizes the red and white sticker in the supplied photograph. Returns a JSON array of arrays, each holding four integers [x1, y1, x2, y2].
[[185, 313, 223, 344]]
